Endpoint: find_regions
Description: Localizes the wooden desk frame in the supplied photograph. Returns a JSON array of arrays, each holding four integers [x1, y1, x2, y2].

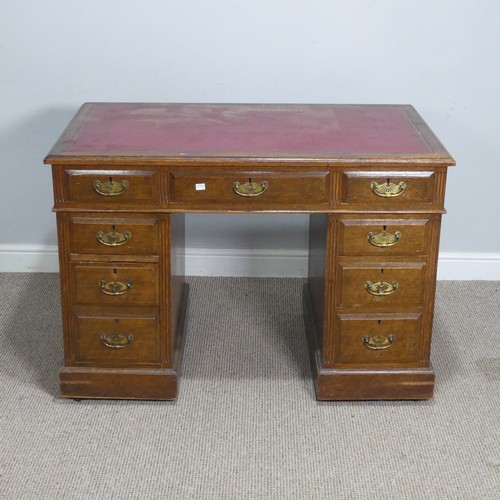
[[44, 103, 455, 400]]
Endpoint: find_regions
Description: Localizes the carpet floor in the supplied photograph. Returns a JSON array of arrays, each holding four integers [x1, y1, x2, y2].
[[0, 274, 499, 499]]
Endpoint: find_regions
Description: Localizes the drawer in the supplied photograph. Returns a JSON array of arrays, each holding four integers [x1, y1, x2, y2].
[[337, 262, 426, 308], [338, 217, 431, 256], [63, 169, 160, 205], [335, 313, 422, 366], [339, 170, 436, 207], [73, 313, 160, 366], [69, 216, 159, 255], [72, 263, 159, 306], [169, 169, 331, 207]]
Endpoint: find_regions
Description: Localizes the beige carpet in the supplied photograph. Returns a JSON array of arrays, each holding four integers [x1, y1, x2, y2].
[[0, 274, 499, 499]]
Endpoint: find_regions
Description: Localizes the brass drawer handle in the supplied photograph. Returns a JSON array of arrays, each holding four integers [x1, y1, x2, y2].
[[367, 230, 401, 247], [100, 334, 134, 349], [363, 335, 395, 350], [365, 281, 399, 296], [371, 181, 406, 198], [233, 180, 269, 197], [99, 280, 132, 295], [96, 229, 131, 247], [93, 179, 129, 196]]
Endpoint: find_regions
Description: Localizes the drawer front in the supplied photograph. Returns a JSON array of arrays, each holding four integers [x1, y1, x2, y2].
[[340, 170, 436, 207], [338, 218, 431, 256], [70, 216, 159, 255], [335, 313, 422, 365], [169, 169, 331, 206], [337, 262, 426, 308], [74, 313, 160, 366], [72, 264, 159, 306], [64, 169, 160, 205]]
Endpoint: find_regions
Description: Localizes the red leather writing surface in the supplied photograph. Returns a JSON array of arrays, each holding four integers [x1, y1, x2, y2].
[[68, 104, 431, 156]]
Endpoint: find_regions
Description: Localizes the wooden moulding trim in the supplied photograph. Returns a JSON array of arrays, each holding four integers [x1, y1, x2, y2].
[[172, 284, 190, 374], [56, 213, 74, 365], [159, 214, 170, 366], [302, 283, 323, 380], [52, 206, 448, 215], [44, 155, 455, 166], [68, 254, 160, 263], [322, 216, 337, 366]]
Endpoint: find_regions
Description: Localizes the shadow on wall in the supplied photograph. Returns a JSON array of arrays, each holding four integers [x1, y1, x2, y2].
[[0, 107, 78, 248]]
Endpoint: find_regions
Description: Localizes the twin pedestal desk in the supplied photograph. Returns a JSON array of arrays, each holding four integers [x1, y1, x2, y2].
[[44, 103, 455, 401]]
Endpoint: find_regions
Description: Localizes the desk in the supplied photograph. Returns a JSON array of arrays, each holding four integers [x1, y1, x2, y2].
[[44, 103, 455, 400]]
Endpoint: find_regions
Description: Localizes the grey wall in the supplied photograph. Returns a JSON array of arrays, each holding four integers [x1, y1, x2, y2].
[[1, 0, 499, 254]]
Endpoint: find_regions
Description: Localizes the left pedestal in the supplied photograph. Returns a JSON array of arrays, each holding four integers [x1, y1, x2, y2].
[[56, 212, 188, 400]]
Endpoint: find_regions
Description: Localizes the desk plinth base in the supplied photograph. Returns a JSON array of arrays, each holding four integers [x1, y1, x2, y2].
[[313, 367, 435, 401], [60, 367, 179, 400], [303, 284, 435, 401]]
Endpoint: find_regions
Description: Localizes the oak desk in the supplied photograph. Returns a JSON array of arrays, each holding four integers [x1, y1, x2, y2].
[[44, 103, 455, 400]]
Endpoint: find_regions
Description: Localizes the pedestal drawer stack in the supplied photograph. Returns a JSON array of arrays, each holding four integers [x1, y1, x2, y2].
[[311, 166, 447, 400], [53, 168, 184, 400]]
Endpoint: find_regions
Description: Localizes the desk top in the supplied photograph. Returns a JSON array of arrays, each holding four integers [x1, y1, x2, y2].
[[45, 103, 454, 165]]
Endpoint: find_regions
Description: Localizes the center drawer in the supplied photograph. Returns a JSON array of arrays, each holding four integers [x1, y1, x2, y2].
[[168, 169, 331, 207]]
